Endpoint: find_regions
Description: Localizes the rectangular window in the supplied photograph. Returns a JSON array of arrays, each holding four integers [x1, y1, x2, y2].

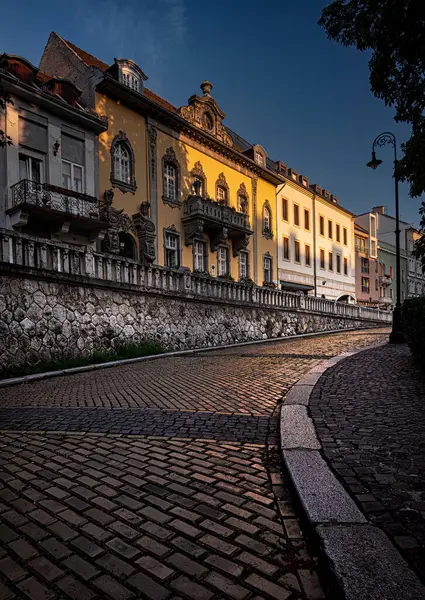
[[320, 249, 325, 269], [319, 216, 325, 236], [217, 186, 227, 203], [328, 220, 333, 239], [343, 227, 348, 245], [263, 256, 272, 283], [361, 277, 370, 293], [283, 236, 290, 260], [390, 287, 393, 299], [255, 150, 264, 166], [328, 251, 333, 271], [193, 240, 206, 272], [371, 240, 377, 256], [304, 209, 310, 231], [336, 224, 340, 243], [62, 160, 84, 193], [239, 251, 249, 279], [371, 215, 377, 237], [389, 266, 393, 278], [164, 164, 177, 200], [344, 257, 348, 275], [19, 154, 43, 183], [336, 254, 341, 273], [294, 240, 301, 263], [305, 244, 311, 267], [361, 258, 369, 274], [218, 246, 229, 276], [165, 232, 180, 268], [294, 204, 300, 226], [282, 198, 288, 221], [402, 269, 405, 282]]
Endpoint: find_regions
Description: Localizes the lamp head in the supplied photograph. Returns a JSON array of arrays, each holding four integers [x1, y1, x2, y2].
[[367, 151, 382, 170]]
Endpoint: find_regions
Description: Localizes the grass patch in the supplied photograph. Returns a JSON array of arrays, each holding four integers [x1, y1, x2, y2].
[[0, 340, 166, 380]]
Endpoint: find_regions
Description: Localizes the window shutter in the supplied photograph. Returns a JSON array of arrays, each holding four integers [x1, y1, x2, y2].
[[18, 117, 47, 153], [62, 134, 85, 165]]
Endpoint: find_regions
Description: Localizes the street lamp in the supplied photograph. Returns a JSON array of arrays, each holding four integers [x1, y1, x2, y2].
[[366, 132, 404, 343]]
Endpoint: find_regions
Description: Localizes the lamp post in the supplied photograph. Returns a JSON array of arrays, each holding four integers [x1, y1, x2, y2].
[[366, 132, 404, 343]]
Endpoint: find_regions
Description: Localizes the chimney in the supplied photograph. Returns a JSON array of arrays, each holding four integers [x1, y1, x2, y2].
[[372, 205, 385, 214]]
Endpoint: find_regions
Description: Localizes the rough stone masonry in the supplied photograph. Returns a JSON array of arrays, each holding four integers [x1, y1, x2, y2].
[[0, 273, 385, 374]]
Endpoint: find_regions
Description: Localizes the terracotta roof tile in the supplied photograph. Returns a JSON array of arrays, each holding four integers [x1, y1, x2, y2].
[[63, 39, 177, 113], [64, 39, 109, 71]]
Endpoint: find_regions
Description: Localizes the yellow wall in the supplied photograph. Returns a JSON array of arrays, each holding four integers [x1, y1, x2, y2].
[[255, 178, 277, 283], [155, 128, 276, 284], [95, 92, 148, 219]]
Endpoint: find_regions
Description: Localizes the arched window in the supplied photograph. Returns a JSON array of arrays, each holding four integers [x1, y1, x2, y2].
[[262, 201, 273, 239], [110, 132, 136, 193], [162, 148, 180, 206], [118, 232, 137, 259], [238, 195, 248, 214], [114, 144, 130, 184], [215, 173, 229, 206], [122, 70, 141, 92]]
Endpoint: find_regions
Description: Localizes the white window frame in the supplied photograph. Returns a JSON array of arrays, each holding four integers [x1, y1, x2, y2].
[[62, 159, 84, 193], [19, 153, 44, 183], [122, 69, 141, 92], [263, 256, 272, 283], [165, 231, 180, 269], [164, 163, 177, 200], [218, 246, 229, 276], [239, 251, 249, 279], [263, 206, 271, 230], [255, 150, 264, 166], [114, 143, 130, 184], [217, 186, 227, 203], [193, 240, 206, 272]]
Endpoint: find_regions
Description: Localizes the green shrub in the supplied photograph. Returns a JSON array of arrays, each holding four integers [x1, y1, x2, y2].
[[401, 297, 425, 365], [0, 340, 165, 380]]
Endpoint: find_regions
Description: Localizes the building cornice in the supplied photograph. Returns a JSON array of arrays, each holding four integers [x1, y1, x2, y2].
[[96, 76, 282, 186]]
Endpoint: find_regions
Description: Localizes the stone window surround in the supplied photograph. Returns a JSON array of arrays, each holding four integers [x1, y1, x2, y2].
[[293, 203, 300, 227], [110, 131, 137, 194], [239, 250, 249, 279], [215, 173, 229, 205], [263, 252, 273, 283], [282, 235, 290, 261], [237, 182, 249, 214], [162, 147, 181, 208], [305, 243, 311, 267], [319, 215, 325, 237], [190, 161, 207, 197]]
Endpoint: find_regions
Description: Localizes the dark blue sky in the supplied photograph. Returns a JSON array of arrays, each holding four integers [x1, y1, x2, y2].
[[3, 0, 422, 225]]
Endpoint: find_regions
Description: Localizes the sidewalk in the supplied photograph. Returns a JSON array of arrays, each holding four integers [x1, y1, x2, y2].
[[310, 343, 425, 585]]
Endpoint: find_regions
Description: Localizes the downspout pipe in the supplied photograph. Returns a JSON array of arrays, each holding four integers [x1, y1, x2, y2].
[[275, 183, 286, 286], [312, 193, 317, 296]]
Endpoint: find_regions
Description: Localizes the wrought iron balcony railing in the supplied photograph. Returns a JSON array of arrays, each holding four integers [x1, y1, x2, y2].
[[11, 180, 100, 219]]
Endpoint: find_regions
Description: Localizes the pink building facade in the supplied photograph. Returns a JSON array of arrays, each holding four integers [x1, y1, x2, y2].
[[354, 223, 380, 306]]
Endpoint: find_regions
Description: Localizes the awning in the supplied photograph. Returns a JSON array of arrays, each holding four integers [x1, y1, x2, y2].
[[280, 281, 314, 292]]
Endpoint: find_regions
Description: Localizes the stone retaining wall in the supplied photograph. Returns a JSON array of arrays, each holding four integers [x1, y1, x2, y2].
[[0, 271, 386, 374]]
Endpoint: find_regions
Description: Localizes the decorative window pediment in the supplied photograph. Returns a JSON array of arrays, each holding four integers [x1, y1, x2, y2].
[[252, 144, 267, 167], [216, 173, 229, 206], [178, 81, 233, 147], [190, 161, 207, 197], [237, 182, 249, 214], [110, 131, 136, 193]]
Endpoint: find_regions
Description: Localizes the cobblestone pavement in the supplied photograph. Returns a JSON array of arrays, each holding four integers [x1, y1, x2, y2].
[[310, 343, 425, 585], [0, 329, 389, 600]]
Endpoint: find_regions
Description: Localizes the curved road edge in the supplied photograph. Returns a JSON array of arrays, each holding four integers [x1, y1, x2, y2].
[[280, 343, 425, 600]]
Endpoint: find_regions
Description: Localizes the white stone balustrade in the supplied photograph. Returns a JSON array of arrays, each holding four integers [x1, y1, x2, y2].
[[0, 228, 392, 323]]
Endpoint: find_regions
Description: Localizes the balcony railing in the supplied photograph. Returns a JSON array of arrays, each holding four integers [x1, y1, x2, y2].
[[11, 179, 100, 219], [183, 196, 251, 231], [0, 228, 392, 324]]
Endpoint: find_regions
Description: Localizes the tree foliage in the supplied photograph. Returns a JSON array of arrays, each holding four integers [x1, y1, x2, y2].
[[319, 1, 425, 266]]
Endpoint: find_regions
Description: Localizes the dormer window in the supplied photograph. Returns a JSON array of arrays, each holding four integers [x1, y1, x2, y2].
[[114, 59, 148, 95], [255, 150, 264, 166], [122, 69, 140, 92]]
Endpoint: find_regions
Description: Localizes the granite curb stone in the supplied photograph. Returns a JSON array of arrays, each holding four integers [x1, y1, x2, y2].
[[280, 341, 425, 599]]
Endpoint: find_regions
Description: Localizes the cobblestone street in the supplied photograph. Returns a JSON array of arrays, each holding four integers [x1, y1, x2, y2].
[[310, 343, 425, 585], [0, 329, 388, 600]]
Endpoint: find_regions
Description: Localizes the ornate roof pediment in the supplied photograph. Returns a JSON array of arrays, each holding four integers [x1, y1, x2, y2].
[[179, 80, 233, 148]]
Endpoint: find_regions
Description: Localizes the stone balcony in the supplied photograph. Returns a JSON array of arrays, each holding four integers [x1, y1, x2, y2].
[[379, 296, 392, 305], [7, 179, 109, 240], [182, 195, 253, 256], [379, 275, 392, 286]]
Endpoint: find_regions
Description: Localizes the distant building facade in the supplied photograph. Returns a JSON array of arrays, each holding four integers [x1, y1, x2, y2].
[[354, 223, 379, 306]]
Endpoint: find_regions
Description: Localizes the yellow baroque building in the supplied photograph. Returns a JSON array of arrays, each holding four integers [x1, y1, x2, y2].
[[40, 34, 280, 286]]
